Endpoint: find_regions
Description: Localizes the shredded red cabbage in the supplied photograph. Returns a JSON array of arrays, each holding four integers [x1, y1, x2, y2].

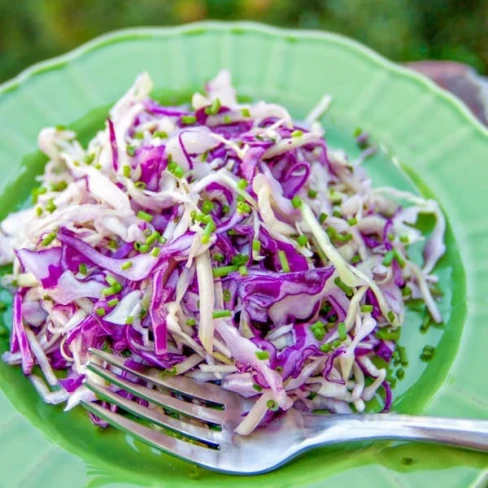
[[0, 70, 446, 435]]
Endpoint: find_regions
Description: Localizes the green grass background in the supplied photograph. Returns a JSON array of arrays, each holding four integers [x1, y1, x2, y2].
[[1, 0, 487, 83]]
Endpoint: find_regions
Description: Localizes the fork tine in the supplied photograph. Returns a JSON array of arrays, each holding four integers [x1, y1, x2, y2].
[[86, 361, 226, 424], [81, 400, 221, 469], [89, 348, 240, 406], [84, 378, 224, 446]]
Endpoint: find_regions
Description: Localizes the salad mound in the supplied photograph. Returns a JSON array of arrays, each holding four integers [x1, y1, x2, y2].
[[0, 71, 445, 434]]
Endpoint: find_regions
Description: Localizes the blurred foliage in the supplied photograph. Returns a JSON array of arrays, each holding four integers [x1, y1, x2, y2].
[[0, 0, 487, 82]]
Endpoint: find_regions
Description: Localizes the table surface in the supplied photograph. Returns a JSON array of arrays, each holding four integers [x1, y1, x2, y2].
[[408, 61, 488, 126]]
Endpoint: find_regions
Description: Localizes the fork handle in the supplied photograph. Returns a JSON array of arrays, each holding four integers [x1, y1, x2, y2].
[[301, 414, 488, 452]]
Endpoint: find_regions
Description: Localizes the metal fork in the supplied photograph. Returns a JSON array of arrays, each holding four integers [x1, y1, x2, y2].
[[82, 348, 488, 474]]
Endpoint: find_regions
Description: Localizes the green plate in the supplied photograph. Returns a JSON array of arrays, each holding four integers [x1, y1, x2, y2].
[[0, 22, 487, 488]]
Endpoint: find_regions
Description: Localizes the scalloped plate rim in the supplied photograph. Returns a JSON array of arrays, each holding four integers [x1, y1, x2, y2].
[[1, 21, 487, 141]]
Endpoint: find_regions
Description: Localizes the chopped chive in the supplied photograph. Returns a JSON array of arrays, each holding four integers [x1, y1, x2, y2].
[[387, 310, 396, 323], [154, 131, 168, 139], [241, 108, 251, 117], [95, 307, 106, 317], [106, 276, 122, 292], [122, 165, 131, 177], [79, 263, 88, 275], [45, 199, 57, 214], [360, 305, 373, 313], [50, 181, 68, 192], [398, 346, 408, 366], [393, 248, 406, 268], [213, 265, 239, 278], [420, 314, 431, 333], [31, 186, 47, 203], [255, 350, 270, 360], [338, 322, 347, 341], [334, 276, 353, 297], [137, 210, 153, 222], [332, 209, 342, 218], [307, 188, 318, 199], [291, 196, 302, 209], [186, 318, 197, 326], [267, 400, 278, 411], [319, 213, 328, 224], [296, 234, 308, 247], [223, 289, 232, 302], [236, 201, 251, 214], [223, 115, 231, 124], [253, 384, 263, 392], [139, 244, 150, 253], [401, 286, 411, 297], [231, 254, 248, 266], [181, 115, 197, 125], [321, 303, 332, 314], [107, 239, 118, 251], [201, 200, 214, 214], [139, 308, 148, 319], [222, 204, 230, 214], [396, 368, 405, 380], [400, 235, 409, 243], [278, 250, 290, 272], [237, 178, 248, 190], [351, 254, 361, 264], [213, 252, 224, 262], [375, 328, 400, 341], [41, 232, 57, 247], [133, 131, 144, 139], [35, 206, 43, 217], [145, 231, 160, 245], [420, 351, 433, 361], [201, 235, 210, 245], [308, 391, 318, 400], [121, 261, 133, 270], [126, 145, 136, 156], [238, 265, 248, 276], [150, 247, 160, 258], [330, 190, 343, 204], [310, 321, 326, 341], [203, 217, 216, 241], [172, 165, 185, 179], [387, 233, 395, 241], [347, 217, 358, 226], [320, 343, 332, 353], [205, 97, 221, 115], [84, 153, 95, 165], [125, 316, 134, 324], [134, 181, 146, 189], [107, 298, 119, 308], [291, 129, 303, 138], [382, 250, 394, 266], [332, 339, 342, 348], [212, 310, 232, 319], [252, 240, 261, 252], [101, 287, 116, 297], [429, 283, 444, 297]]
